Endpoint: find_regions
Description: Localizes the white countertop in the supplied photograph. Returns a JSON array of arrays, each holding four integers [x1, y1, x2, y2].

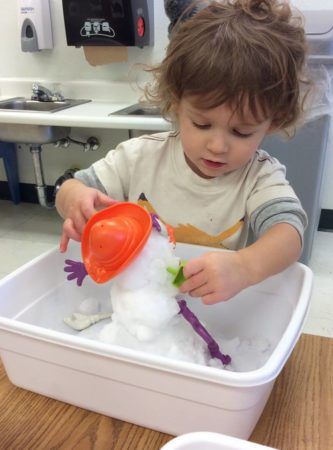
[[0, 99, 171, 131], [0, 80, 172, 131]]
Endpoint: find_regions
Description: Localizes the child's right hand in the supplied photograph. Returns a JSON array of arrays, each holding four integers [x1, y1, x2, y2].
[[179, 250, 251, 305], [55, 179, 117, 252]]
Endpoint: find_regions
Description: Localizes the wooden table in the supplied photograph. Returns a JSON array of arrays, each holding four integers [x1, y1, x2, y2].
[[0, 334, 332, 450]]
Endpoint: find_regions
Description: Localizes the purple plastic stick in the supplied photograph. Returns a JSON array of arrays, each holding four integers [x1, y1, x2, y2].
[[151, 214, 162, 232], [64, 259, 88, 287], [177, 297, 231, 365]]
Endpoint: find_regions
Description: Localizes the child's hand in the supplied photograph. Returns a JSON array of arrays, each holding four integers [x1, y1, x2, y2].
[[179, 224, 302, 304], [56, 179, 117, 252], [179, 251, 252, 304]]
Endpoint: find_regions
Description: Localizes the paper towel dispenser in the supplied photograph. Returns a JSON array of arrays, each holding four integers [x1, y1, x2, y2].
[[62, 0, 154, 47]]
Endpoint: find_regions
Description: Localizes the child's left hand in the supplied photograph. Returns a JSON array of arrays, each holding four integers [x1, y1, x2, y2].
[[179, 251, 252, 304]]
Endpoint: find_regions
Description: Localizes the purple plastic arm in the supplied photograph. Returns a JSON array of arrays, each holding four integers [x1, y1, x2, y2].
[[64, 259, 88, 287], [151, 214, 162, 232], [177, 297, 231, 365]]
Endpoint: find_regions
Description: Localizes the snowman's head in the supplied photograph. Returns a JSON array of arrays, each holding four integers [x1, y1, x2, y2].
[[81, 203, 152, 283]]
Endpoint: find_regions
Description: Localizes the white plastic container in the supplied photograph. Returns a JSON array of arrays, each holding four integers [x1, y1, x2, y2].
[[161, 432, 277, 449], [0, 243, 312, 439]]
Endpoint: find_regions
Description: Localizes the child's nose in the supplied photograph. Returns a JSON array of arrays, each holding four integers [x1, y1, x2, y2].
[[207, 132, 228, 154]]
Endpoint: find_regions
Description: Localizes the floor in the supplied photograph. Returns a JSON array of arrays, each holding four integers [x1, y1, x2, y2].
[[0, 199, 332, 338]]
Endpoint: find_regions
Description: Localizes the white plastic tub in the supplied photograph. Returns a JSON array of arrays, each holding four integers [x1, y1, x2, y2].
[[0, 243, 312, 439], [161, 431, 277, 449]]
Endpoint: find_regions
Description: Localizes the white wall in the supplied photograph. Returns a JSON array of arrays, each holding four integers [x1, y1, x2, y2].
[[0, 0, 169, 82], [0, 0, 332, 209], [0, 0, 169, 186]]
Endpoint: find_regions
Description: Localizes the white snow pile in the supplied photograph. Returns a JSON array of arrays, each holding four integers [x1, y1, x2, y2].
[[80, 225, 272, 372]]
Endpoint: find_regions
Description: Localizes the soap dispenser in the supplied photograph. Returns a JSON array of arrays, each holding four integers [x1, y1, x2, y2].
[[19, 0, 53, 52]]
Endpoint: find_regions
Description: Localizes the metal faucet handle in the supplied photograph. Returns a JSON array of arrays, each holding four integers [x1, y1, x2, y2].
[[50, 92, 65, 101], [32, 82, 43, 92], [31, 82, 64, 102]]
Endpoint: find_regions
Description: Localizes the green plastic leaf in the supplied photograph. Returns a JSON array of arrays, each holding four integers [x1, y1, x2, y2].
[[167, 260, 187, 287]]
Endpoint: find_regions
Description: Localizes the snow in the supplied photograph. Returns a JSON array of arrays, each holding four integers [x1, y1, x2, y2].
[[80, 223, 272, 372]]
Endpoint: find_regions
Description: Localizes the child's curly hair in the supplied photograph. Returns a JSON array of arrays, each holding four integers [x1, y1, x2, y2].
[[145, 0, 310, 130]]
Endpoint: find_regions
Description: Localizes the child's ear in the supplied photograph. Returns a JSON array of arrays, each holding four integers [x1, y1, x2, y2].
[[267, 124, 278, 135], [171, 100, 181, 118], [173, 101, 180, 114]]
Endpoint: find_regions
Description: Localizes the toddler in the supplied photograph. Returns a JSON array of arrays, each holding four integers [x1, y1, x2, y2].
[[56, 0, 308, 305]]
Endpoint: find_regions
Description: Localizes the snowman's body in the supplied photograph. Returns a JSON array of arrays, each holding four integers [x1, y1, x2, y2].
[[99, 228, 219, 366], [73, 205, 270, 371]]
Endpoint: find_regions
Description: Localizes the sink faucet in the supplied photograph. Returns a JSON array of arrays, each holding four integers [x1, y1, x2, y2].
[[31, 82, 64, 102]]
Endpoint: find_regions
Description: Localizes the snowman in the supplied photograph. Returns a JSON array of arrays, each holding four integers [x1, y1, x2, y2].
[[63, 203, 231, 367]]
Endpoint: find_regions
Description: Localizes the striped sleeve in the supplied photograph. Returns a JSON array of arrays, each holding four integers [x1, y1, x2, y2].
[[250, 197, 308, 245]]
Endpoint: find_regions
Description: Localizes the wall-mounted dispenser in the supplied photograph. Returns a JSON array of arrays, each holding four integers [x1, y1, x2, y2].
[[62, 0, 154, 47], [19, 0, 53, 52]]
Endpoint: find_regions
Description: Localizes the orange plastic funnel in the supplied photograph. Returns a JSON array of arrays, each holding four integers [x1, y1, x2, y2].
[[81, 203, 152, 283]]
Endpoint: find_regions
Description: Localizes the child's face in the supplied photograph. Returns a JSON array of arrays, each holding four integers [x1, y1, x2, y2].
[[177, 97, 273, 179]]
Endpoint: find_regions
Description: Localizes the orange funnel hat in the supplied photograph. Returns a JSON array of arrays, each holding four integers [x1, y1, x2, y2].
[[81, 203, 152, 283]]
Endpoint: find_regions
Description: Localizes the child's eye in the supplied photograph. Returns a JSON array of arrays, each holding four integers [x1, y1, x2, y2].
[[192, 122, 211, 130], [233, 129, 252, 138]]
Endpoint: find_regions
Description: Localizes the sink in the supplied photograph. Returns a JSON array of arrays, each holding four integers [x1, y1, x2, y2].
[[0, 123, 71, 144], [0, 97, 90, 144], [0, 97, 90, 113], [109, 103, 161, 117]]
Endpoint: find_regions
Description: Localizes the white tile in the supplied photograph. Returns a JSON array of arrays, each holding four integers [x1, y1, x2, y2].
[[0, 199, 62, 243], [0, 199, 41, 218], [0, 201, 34, 237], [4, 214, 62, 244], [305, 231, 333, 338], [0, 237, 56, 274], [0, 201, 60, 237]]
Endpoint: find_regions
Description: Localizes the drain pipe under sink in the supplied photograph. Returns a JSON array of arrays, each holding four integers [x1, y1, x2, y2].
[[29, 144, 54, 209]]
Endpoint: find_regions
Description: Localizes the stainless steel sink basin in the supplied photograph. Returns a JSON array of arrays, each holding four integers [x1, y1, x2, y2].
[[109, 103, 161, 117], [0, 97, 90, 113], [0, 123, 71, 144], [0, 97, 90, 143]]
